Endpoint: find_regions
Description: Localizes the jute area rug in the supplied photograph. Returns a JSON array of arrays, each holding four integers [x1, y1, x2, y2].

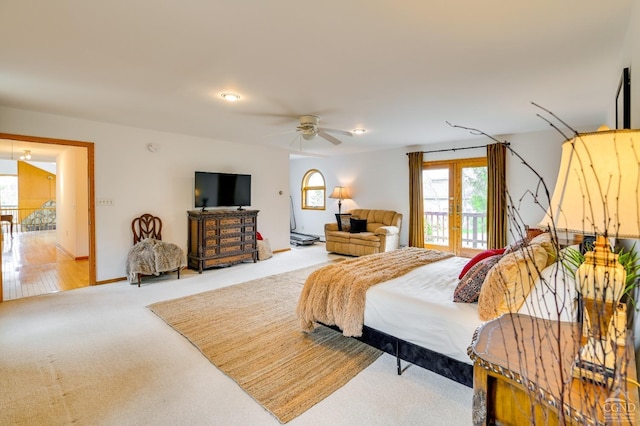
[[148, 263, 382, 424]]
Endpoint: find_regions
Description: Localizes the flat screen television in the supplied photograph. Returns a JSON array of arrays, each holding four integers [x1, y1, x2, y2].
[[194, 171, 251, 211]]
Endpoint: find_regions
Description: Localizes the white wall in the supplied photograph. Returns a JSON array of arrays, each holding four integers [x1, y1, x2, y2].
[[56, 146, 88, 258], [0, 106, 291, 281], [290, 127, 594, 247]]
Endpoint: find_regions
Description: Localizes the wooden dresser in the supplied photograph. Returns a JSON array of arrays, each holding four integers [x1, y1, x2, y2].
[[469, 314, 639, 425], [187, 209, 258, 273]]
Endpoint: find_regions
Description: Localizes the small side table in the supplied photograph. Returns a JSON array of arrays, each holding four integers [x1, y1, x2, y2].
[[468, 314, 639, 425]]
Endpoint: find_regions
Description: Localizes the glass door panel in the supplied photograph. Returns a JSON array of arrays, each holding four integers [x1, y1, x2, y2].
[[460, 164, 488, 257], [423, 167, 452, 251]]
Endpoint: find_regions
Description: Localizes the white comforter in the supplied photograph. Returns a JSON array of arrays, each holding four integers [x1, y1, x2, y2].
[[364, 256, 483, 365]]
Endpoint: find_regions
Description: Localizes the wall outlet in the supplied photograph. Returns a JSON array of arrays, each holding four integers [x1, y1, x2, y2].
[[96, 198, 114, 206]]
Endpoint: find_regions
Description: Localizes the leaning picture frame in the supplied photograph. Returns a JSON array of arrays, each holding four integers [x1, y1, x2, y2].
[[616, 67, 631, 129]]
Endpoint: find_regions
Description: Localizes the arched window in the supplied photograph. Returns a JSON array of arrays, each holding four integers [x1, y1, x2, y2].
[[301, 169, 326, 210]]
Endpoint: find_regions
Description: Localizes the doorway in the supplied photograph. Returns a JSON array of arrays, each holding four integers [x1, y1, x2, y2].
[[423, 157, 488, 257], [0, 133, 96, 302]]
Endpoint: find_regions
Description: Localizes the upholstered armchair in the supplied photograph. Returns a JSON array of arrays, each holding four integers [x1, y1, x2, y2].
[[324, 209, 402, 256]]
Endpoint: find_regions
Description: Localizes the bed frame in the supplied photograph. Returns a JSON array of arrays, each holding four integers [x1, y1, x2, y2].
[[323, 323, 473, 388]]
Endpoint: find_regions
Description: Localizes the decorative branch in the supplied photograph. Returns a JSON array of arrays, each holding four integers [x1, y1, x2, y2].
[[531, 101, 579, 141]]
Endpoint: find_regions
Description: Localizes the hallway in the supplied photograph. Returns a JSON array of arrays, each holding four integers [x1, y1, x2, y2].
[[1, 229, 89, 300]]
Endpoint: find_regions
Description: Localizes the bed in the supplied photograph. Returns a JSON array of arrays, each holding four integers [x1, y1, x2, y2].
[[362, 256, 480, 385], [297, 237, 575, 388]]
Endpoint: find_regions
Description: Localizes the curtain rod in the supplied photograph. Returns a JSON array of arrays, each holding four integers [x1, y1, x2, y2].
[[406, 142, 510, 155]]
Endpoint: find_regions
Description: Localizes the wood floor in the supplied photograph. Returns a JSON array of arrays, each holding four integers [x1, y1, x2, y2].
[[1, 229, 89, 301]]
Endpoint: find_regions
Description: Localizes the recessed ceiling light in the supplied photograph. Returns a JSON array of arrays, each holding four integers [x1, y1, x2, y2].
[[221, 92, 240, 102], [352, 128, 366, 135]]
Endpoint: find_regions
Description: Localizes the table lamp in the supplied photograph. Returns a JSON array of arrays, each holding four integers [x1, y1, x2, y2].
[[329, 186, 351, 215], [539, 127, 640, 386]]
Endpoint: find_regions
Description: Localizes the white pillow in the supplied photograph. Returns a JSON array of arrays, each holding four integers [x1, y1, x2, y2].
[[517, 262, 578, 322]]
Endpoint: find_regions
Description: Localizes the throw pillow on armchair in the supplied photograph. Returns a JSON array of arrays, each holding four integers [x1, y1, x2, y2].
[[335, 213, 352, 231], [349, 218, 367, 233]]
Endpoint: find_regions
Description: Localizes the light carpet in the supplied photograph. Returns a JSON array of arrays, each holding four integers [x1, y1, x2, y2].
[[148, 263, 382, 424]]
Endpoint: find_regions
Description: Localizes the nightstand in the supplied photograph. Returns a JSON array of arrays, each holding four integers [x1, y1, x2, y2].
[[468, 314, 639, 425]]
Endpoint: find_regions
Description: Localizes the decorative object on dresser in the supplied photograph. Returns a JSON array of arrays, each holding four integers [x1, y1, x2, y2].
[[539, 127, 640, 386], [126, 213, 186, 287], [187, 209, 258, 273], [469, 314, 639, 425]]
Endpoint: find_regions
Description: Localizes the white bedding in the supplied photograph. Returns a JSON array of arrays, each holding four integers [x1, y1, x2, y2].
[[364, 256, 483, 365]]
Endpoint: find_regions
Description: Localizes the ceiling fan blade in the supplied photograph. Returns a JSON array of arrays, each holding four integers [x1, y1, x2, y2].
[[317, 127, 352, 137], [317, 131, 342, 145], [289, 134, 303, 150]]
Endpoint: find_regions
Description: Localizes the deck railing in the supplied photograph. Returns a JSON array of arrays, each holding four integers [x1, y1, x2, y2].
[[425, 211, 487, 249], [0, 206, 57, 233]]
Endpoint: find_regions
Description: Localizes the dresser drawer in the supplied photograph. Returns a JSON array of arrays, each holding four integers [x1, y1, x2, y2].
[[203, 252, 253, 268], [221, 217, 241, 226], [204, 219, 219, 229], [220, 244, 241, 254], [220, 236, 241, 244], [205, 229, 219, 238], [220, 227, 241, 235], [204, 247, 219, 257]]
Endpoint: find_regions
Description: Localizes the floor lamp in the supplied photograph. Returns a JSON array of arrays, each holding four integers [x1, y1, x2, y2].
[[329, 186, 351, 215]]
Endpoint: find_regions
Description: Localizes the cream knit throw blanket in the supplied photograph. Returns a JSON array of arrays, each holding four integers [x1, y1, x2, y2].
[[297, 247, 453, 336]]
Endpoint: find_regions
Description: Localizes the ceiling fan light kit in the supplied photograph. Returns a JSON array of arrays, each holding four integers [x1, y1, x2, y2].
[[352, 128, 366, 135], [302, 132, 316, 140]]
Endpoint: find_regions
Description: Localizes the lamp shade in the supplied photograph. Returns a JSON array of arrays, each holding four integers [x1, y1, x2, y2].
[[539, 128, 640, 238], [329, 186, 351, 200]]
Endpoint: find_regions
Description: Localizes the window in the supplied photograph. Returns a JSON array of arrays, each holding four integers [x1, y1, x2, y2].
[[423, 157, 487, 257], [301, 169, 326, 210], [0, 175, 18, 208]]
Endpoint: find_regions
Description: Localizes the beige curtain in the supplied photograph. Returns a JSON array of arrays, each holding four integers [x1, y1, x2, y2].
[[408, 152, 424, 247], [487, 143, 507, 249]]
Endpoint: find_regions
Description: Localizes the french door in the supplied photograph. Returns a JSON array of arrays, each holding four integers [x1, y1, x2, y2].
[[423, 157, 487, 257]]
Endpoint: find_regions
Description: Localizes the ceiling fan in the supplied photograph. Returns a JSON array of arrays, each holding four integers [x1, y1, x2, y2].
[[296, 115, 352, 145]]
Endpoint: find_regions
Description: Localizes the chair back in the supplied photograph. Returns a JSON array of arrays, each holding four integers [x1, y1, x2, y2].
[[132, 214, 162, 244]]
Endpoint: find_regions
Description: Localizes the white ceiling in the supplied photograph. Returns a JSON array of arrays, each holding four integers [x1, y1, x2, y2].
[[0, 1, 633, 158]]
